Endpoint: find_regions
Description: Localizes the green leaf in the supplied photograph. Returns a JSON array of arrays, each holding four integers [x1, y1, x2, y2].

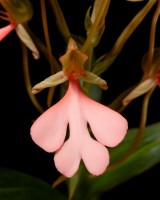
[[0, 167, 67, 200], [68, 165, 83, 200], [110, 122, 160, 163], [86, 140, 160, 198], [74, 123, 160, 199]]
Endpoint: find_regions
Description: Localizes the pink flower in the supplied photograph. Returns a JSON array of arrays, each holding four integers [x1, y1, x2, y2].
[[30, 38, 128, 177], [0, 4, 39, 59], [0, 11, 16, 40], [31, 77, 128, 177]]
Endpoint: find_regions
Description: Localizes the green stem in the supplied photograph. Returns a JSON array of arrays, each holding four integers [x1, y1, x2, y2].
[[81, 0, 110, 54], [26, 25, 60, 71], [21, 42, 45, 113], [49, 0, 71, 43], [107, 85, 156, 171], [108, 0, 157, 57], [52, 175, 67, 188], [93, 0, 157, 75], [146, 0, 160, 76], [108, 85, 135, 112], [40, 0, 56, 107]]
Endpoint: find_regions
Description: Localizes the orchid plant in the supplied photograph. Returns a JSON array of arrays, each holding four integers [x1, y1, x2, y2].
[[0, 0, 160, 200]]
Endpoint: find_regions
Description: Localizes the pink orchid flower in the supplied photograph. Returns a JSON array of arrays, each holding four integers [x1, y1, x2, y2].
[[0, 1, 39, 59], [31, 38, 128, 177]]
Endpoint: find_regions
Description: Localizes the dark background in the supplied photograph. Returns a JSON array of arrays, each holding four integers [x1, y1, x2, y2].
[[0, 0, 160, 199]]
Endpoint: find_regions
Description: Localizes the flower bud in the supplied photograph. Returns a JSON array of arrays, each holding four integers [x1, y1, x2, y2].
[[1, 0, 33, 24]]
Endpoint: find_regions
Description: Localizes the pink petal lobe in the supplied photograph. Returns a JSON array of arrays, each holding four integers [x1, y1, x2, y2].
[[81, 135, 109, 176], [0, 24, 14, 41], [30, 98, 68, 152], [81, 94, 128, 147], [54, 139, 81, 178]]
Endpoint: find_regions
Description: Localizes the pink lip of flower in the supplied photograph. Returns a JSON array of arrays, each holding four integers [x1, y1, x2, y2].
[[0, 11, 15, 41], [31, 74, 128, 177], [0, 23, 15, 40], [30, 37, 128, 177]]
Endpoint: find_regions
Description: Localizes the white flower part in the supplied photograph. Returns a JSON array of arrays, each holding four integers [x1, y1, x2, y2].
[[122, 78, 156, 106], [80, 70, 108, 90], [91, 0, 103, 23], [30, 79, 128, 177], [32, 71, 68, 94], [15, 24, 40, 59]]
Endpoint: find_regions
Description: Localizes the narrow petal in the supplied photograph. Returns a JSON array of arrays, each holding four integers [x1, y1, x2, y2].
[[30, 98, 68, 152], [81, 93, 128, 147], [15, 24, 40, 59], [54, 139, 81, 178], [32, 71, 68, 94], [80, 70, 108, 90], [0, 24, 14, 41], [122, 78, 156, 106], [81, 135, 109, 176]]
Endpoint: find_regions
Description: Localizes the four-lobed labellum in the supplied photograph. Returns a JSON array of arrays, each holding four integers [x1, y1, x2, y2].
[[30, 37, 128, 177], [31, 75, 128, 177]]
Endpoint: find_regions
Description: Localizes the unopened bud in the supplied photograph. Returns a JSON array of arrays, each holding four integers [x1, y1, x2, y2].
[[1, 0, 33, 24]]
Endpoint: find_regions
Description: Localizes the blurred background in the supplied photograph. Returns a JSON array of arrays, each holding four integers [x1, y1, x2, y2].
[[0, 0, 160, 199]]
